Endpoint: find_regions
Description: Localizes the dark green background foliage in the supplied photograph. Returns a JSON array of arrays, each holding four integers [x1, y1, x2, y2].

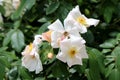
[[0, 0, 120, 80]]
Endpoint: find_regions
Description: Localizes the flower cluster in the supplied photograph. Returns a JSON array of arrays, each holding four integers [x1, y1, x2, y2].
[[21, 5, 99, 74]]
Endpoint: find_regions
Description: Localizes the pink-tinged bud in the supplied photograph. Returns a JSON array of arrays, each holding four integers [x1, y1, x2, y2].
[[47, 52, 54, 59], [42, 30, 52, 43]]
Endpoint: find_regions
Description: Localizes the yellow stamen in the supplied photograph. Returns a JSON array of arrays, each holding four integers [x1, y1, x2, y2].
[[29, 43, 33, 51], [68, 47, 77, 58], [77, 16, 87, 26]]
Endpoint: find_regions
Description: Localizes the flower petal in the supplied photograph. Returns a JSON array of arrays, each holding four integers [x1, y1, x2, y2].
[[51, 31, 62, 48], [74, 22, 87, 33], [86, 18, 100, 27], [67, 57, 82, 67], [48, 19, 64, 33], [56, 52, 67, 63], [67, 5, 81, 20]]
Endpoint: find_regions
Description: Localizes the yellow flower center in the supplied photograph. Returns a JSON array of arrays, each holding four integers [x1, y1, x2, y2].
[[29, 43, 33, 51], [77, 16, 87, 26], [68, 47, 77, 58]]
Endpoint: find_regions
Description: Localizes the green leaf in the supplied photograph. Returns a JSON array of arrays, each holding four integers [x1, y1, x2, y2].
[[105, 63, 115, 77], [99, 42, 115, 48], [0, 62, 5, 80], [112, 46, 120, 56], [111, 46, 120, 70], [46, 2, 60, 15], [109, 69, 120, 80], [3, 29, 15, 46], [51, 61, 69, 78], [38, 17, 50, 23], [11, 0, 36, 20], [103, 6, 114, 23], [19, 67, 32, 80], [116, 33, 120, 41], [100, 39, 118, 48], [11, 29, 25, 52], [85, 69, 92, 80], [8, 67, 18, 79], [0, 5, 5, 14], [37, 22, 51, 34], [34, 77, 45, 80], [87, 48, 105, 80], [102, 49, 111, 54], [82, 30, 94, 44]]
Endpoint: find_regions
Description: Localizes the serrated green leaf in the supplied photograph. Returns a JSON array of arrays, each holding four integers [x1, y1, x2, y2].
[[3, 29, 15, 46], [46, 2, 60, 15], [11, 29, 25, 52]]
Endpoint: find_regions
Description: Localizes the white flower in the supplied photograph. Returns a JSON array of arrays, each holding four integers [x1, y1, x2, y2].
[[65, 5, 100, 33], [56, 38, 88, 67], [21, 43, 43, 74], [48, 19, 84, 48], [33, 35, 43, 46]]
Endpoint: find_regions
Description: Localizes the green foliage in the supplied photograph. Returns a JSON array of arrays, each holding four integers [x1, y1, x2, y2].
[[0, 0, 120, 80]]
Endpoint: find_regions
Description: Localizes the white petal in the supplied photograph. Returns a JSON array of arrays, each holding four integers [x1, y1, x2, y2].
[[70, 37, 85, 47], [60, 39, 71, 53], [48, 19, 64, 33], [79, 45, 88, 58], [67, 57, 82, 67], [67, 5, 81, 20], [64, 17, 75, 31], [35, 60, 43, 74], [51, 31, 62, 48], [86, 18, 100, 27], [35, 53, 43, 74], [56, 52, 67, 63], [74, 22, 87, 33]]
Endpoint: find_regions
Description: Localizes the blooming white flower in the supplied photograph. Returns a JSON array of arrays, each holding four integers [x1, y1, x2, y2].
[[56, 38, 88, 67], [48, 19, 85, 48], [65, 5, 100, 33], [22, 43, 43, 74]]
